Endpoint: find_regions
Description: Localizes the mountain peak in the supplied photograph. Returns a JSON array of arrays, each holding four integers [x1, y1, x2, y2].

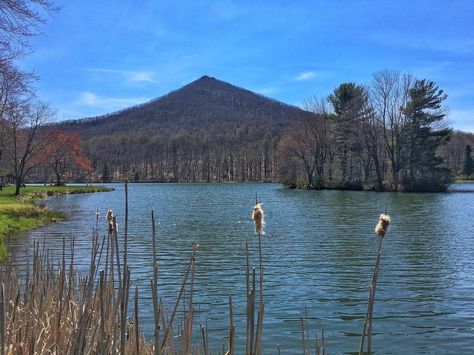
[[187, 75, 230, 89]]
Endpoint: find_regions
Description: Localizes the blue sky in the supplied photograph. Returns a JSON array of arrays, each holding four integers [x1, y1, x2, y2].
[[19, 0, 474, 132]]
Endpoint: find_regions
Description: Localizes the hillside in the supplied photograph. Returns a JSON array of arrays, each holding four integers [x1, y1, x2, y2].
[[61, 75, 304, 136], [59, 76, 307, 182]]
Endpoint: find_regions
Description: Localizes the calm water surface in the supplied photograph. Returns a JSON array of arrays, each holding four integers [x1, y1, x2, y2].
[[5, 183, 474, 354]]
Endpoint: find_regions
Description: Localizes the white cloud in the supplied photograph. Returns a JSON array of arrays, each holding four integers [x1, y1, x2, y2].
[[85, 68, 158, 84], [128, 71, 156, 83], [76, 92, 149, 111], [294, 71, 317, 81]]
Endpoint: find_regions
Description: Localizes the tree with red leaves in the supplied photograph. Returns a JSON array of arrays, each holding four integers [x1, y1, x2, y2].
[[47, 130, 92, 186]]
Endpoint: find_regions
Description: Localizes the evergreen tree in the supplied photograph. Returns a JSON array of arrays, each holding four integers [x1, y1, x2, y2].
[[463, 144, 474, 179], [401, 79, 451, 191], [328, 83, 368, 185]]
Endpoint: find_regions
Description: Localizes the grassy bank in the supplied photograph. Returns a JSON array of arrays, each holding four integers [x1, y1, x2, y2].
[[454, 178, 474, 183], [0, 185, 113, 261]]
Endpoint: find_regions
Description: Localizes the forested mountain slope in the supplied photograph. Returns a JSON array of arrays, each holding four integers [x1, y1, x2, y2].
[[59, 76, 307, 182]]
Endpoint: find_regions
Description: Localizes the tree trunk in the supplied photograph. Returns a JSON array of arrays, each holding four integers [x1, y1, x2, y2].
[[56, 173, 63, 186], [391, 160, 399, 191], [15, 178, 22, 196]]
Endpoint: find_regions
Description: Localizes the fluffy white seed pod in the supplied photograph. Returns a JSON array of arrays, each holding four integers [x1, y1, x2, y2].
[[252, 203, 265, 235], [375, 213, 391, 237], [106, 209, 113, 222]]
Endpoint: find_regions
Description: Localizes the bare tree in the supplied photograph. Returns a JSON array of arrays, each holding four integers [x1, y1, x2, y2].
[[0, 61, 33, 116], [277, 112, 330, 189], [370, 70, 415, 190], [0, 0, 57, 60], [0, 99, 55, 194]]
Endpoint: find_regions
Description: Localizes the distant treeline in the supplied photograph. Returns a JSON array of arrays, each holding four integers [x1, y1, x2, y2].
[[18, 73, 474, 192], [83, 129, 280, 183]]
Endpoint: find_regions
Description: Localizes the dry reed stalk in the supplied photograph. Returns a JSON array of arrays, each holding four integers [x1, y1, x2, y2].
[[135, 284, 140, 355], [99, 269, 106, 354], [256, 233, 264, 355], [124, 182, 129, 276], [321, 329, 325, 355], [249, 267, 256, 355], [120, 183, 130, 355], [200, 324, 208, 355], [0, 283, 5, 355], [113, 215, 122, 289], [359, 213, 391, 355], [252, 200, 265, 355], [226, 296, 235, 355], [301, 317, 307, 355], [183, 246, 196, 354], [159, 248, 196, 355], [151, 208, 161, 354], [245, 237, 251, 355]]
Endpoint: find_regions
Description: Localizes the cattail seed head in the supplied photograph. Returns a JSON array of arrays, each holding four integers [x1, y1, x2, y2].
[[95, 208, 100, 221], [252, 203, 265, 235], [106, 209, 113, 222], [375, 213, 391, 237]]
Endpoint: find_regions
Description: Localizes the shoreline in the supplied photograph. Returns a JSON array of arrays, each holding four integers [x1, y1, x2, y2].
[[0, 185, 113, 262]]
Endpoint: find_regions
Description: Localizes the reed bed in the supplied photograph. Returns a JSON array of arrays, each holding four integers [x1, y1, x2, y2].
[[0, 211, 208, 353]]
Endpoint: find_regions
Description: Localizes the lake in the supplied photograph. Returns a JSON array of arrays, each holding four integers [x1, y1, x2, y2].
[[5, 183, 474, 354]]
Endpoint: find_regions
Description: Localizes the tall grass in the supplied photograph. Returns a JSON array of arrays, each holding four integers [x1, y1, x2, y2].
[[0, 207, 199, 353]]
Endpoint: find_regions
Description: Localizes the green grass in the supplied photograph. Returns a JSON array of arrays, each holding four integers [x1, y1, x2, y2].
[[454, 177, 474, 183], [0, 184, 113, 261]]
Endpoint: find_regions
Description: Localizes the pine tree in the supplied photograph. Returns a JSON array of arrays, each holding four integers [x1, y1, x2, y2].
[[328, 83, 368, 186], [463, 144, 474, 179], [401, 79, 451, 191]]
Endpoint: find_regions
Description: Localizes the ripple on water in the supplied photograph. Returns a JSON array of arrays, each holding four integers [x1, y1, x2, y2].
[[4, 183, 474, 354]]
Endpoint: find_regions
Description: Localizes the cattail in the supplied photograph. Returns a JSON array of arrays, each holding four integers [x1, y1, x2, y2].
[[374, 213, 390, 237], [252, 203, 265, 235], [96, 208, 100, 221], [106, 209, 114, 233]]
